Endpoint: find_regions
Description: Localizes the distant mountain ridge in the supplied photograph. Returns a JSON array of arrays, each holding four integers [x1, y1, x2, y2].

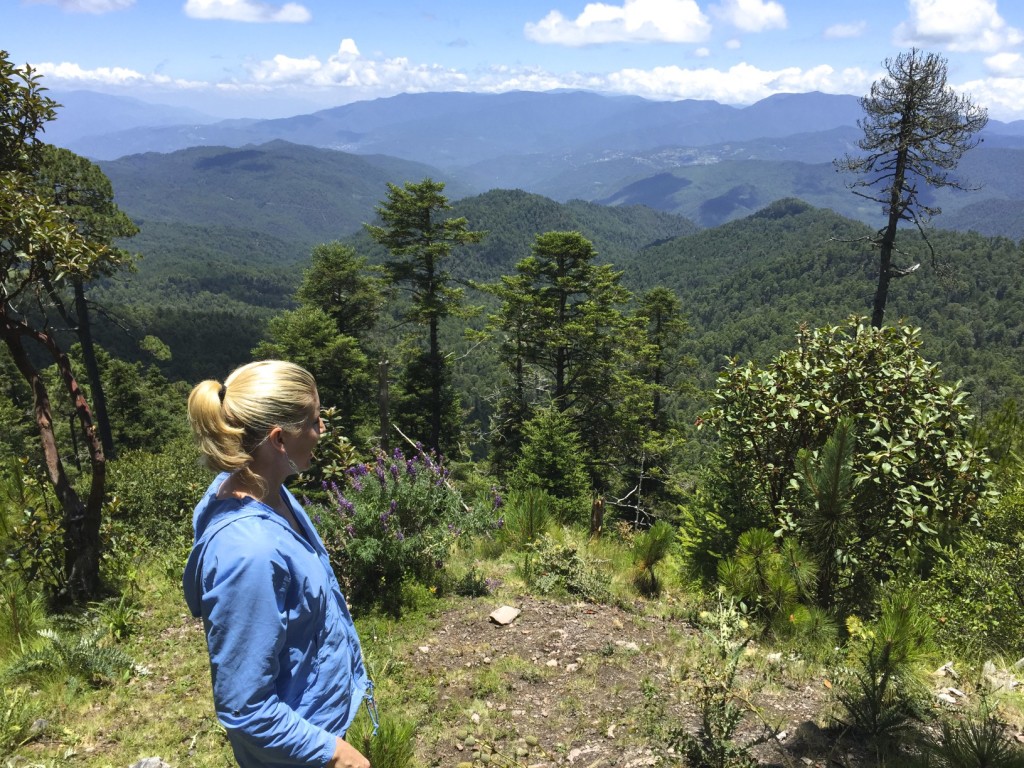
[[60, 89, 1024, 239], [99, 140, 468, 246]]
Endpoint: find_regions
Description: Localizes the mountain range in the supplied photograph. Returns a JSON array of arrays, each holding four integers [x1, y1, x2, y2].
[[56, 89, 1024, 238]]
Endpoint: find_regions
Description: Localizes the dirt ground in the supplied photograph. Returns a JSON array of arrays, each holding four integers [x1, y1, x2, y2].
[[397, 595, 869, 768]]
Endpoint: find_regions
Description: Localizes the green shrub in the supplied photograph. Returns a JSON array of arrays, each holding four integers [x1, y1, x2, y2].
[[4, 624, 142, 687], [716, 528, 818, 635], [105, 435, 209, 546], [310, 446, 490, 613], [631, 520, 675, 596], [919, 484, 1024, 659], [704, 318, 993, 613], [0, 685, 42, 755], [494, 487, 553, 552], [0, 459, 64, 598], [0, 574, 45, 660], [834, 588, 934, 752], [525, 534, 610, 603], [346, 712, 416, 768], [925, 700, 1024, 768]]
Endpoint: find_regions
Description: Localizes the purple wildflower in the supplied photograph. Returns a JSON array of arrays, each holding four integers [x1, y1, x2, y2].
[[493, 517, 505, 530], [394, 529, 405, 541], [389, 463, 400, 483], [374, 464, 387, 487], [405, 459, 418, 481], [345, 524, 356, 538], [392, 447, 403, 462]]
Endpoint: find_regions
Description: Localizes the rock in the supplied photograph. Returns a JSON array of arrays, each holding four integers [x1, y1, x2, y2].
[[129, 760, 172, 768], [936, 692, 958, 705], [788, 720, 828, 754], [766, 652, 783, 663], [546, 659, 558, 667], [934, 662, 959, 679], [489, 606, 521, 625], [566, 663, 579, 672], [1014, 657, 1024, 670], [471, 712, 481, 724], [606, 723, 616, 738], [982, 661, 1019, 692], [418, 645, 430, 654]]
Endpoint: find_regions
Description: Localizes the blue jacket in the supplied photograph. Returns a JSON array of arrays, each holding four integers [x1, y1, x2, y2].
[[183, 474, 369, 767]]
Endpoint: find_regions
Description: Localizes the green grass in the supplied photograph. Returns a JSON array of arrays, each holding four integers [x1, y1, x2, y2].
[[4, 520, 1024, 767]]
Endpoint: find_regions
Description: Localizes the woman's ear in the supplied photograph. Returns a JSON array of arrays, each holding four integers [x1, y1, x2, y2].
[[268, 426, 286, 451]]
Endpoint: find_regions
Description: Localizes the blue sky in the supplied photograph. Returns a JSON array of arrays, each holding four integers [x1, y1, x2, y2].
[[7, 0, 1024, 120]]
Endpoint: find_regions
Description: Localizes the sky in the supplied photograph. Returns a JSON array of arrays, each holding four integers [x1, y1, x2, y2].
[[6, 0, 1024, 121]]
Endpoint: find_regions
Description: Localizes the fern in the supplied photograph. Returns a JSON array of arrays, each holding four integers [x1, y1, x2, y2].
[[4, 627, 143, 686]]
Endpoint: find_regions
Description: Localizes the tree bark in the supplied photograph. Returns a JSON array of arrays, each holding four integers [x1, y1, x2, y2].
[[1, 311, 105, 602], [74, 279, 115, 459]]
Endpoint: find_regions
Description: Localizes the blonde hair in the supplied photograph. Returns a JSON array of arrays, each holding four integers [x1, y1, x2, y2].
[[187, 360, 317, 491]]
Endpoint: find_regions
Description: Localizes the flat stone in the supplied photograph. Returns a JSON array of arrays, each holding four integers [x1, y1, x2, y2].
[[936, 692, 958, 705], [130, 760, 172, 768], [490, 606, 522, 625]]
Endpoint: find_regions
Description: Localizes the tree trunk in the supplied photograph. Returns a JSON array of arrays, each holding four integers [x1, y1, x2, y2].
[[1, 312, 105, 602], [428, 316, 442, 453], [74, 279, 115, 459], [378, 358, 390, 453]]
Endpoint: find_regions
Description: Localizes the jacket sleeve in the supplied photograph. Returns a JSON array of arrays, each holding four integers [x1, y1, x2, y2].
[[199, 531, 337, 766]]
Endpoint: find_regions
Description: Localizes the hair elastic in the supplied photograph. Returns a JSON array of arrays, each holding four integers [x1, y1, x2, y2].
[[218, 384, 227, 403]]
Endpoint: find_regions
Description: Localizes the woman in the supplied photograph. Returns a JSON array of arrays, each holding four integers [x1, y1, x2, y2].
[[183, 360, 371, 768]]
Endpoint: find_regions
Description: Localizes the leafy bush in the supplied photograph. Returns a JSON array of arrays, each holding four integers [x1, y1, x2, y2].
[[0, 459, 64, 598], [0, 685, 42, 755], [703, 318, 993, 612], [310, 446, 489, 613], [919, 483, 1024, 659], [669, 639, 765, 768], [524, 534, 610, 603], [104, 435, 209, 546]]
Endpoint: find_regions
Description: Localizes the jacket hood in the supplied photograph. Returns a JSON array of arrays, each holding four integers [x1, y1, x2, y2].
[[183, 472, 270, 617]]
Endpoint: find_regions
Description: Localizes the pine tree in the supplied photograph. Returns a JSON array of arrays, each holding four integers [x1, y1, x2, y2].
[[835, 48, 988, 328], [365, 179, 484, 453]]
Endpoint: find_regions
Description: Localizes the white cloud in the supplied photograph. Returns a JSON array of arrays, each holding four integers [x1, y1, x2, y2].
[[33, 60, 204, 88], [183, 0, 311, 23], [695, 47, 711, 57], [896, 0, 1023, 52], [710, 0, 786, 33], [524, 0, 711, 46], [985, 51, 1024, 75], [824, 21, 866, 39], [725, 38, 742, 49], [605, 62, 870, 103], [957, 75, 1024, 120], [249, 39, 470, 92], [25, 0, 134, 12]]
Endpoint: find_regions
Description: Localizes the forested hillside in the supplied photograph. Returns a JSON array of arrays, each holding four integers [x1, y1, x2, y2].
[[99, 140, 465, 245], [629, 199, 1024, 412]]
